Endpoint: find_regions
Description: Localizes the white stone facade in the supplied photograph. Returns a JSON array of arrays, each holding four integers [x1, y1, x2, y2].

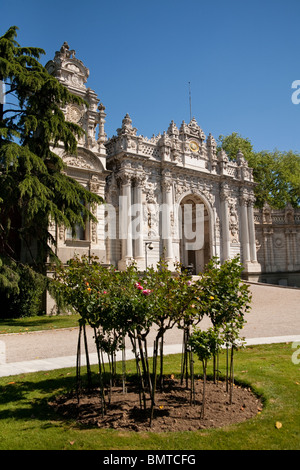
[[45, 43, 300, 292], [254, 203, 300, 285], [104, 113, 260, 277]]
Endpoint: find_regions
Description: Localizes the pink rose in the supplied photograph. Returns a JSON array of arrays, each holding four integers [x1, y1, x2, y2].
[[135, 283, 143, 290], [142, 289, 151, 295]]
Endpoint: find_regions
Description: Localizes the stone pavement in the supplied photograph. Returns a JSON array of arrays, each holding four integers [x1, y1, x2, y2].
[[0, 281, 299, 378]]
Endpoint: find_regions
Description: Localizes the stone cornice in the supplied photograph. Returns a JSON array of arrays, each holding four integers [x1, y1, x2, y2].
[[106, 127, 254, 184]]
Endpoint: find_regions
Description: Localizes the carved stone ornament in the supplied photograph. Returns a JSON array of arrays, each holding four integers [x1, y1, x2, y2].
[[215, 215, 221, 238], [59, 225, 65, 241], [274, 236, 284, 248], [117, 114, 137, 137], [229, 204, 239, 238], [64, 154, 93, 170], [90, 175, 103, 194], [263, 204, 272, 224], [220, 183, 230, 201], [180, 118, 206, 140], [145, 181, 157, 204], [66, 104, 83, 124], [285, 204, 295, 224], [161, 177, 172, 192], [143, 203, 159, 237]]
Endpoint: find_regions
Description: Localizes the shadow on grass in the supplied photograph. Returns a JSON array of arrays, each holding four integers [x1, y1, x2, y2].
[[0, 317, 53, 327], [0, 315, 80, 334], [0, 371, 81, 424], [0, 371, 190, 429]]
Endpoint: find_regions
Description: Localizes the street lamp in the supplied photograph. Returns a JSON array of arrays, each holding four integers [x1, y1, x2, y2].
[[145, 241, 153, 269]]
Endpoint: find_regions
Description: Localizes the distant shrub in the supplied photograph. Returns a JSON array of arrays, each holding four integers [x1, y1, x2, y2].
[[0, 264, 47, 318]]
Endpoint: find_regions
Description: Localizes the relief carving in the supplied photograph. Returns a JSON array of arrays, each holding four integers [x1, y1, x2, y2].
[[64, 154, 94, 170]]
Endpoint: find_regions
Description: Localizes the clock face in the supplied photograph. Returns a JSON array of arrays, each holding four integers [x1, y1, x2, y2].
[[189, 141, 199, 152], [66, 105, 82, 123]]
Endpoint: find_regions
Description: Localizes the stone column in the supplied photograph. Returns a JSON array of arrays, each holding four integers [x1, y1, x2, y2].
[[263, 227, 274, 272], [161, 177, 173, 265], [118, 172, 133, 269], [285, 229, 293, 271], [247, 195, 257, 262], [220, 184, 230, 261], [292, 230, 298, 268], [239, 191, 250, 263], [89, 175, 106, 260], [133, 174, 144, 263]]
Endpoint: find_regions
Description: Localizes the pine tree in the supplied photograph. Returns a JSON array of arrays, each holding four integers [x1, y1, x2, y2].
[[0, 26, 103, 297]]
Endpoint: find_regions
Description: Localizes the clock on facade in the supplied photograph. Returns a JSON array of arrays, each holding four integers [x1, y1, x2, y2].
[[189, 141, 199, 152], [66, 104, 83, 123]]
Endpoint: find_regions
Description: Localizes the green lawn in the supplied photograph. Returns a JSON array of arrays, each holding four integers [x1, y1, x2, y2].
[[0, 342, 299, 450], [0, 314, 80, 334]]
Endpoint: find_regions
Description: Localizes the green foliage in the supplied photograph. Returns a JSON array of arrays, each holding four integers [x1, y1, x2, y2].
[[53, 254, 251, 351], [189, 327, 223, 362], [53, 256, 201, 348], [218, 132, 300, 208], [194, 256, 251, 335], [0, 256, 20, 296], [217, 132, 255, 162], [251, 149, 300, 209], [0, 263, 47, 318]]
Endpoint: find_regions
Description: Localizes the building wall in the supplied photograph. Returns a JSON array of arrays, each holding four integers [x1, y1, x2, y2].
[[254, 203, 300, 287], [104, 114, 260, 276]]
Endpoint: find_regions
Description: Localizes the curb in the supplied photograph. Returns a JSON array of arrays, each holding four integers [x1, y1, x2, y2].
[[0, 335, 299, 378]]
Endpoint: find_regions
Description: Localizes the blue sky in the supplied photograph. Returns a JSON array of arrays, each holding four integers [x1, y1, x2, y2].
[[2, 0, 300, 153]]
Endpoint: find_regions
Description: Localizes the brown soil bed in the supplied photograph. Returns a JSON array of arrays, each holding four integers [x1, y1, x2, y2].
[[50, 377, 263, 432]]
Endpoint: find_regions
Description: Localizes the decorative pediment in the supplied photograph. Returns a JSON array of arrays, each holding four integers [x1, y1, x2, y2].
[[116, 114, 137, 137], [63, 148, 105, 172], [207, 133, 217, 149], [46, 42, 89, 91], [64, 154, 93, 170], [167, 120, 179, 136], [179, 118, 206, 141]]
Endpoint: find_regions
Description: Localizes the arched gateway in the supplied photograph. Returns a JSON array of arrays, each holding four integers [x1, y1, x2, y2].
[[43, 42, 264, 313], [179, 194, 211, 275]]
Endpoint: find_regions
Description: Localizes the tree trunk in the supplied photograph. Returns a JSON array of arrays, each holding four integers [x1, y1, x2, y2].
[[229, 345, 234, 405], [76, 323, 82, 403], [150, 337, 159, 427], [83, 323, 92, 389], [158, 335, 164, 391], [94, 327, 106, 416], [201, 359, 207, 419], [190, 350, 195, 405], [129, 333, 147, 410]]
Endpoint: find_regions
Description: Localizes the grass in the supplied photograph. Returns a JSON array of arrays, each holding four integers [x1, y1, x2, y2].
[[0, 342, 299, 450], [0, 314, 80, 334]]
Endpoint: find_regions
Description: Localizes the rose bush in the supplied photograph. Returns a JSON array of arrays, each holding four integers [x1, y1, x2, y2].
[[52, 254, 251, 424]]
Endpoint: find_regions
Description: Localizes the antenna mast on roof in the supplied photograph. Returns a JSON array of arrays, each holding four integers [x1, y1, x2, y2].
[[188, 81, 192, 121]]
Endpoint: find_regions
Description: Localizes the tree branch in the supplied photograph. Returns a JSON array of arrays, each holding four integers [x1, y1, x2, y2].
[[3, 109, 23, 115]]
